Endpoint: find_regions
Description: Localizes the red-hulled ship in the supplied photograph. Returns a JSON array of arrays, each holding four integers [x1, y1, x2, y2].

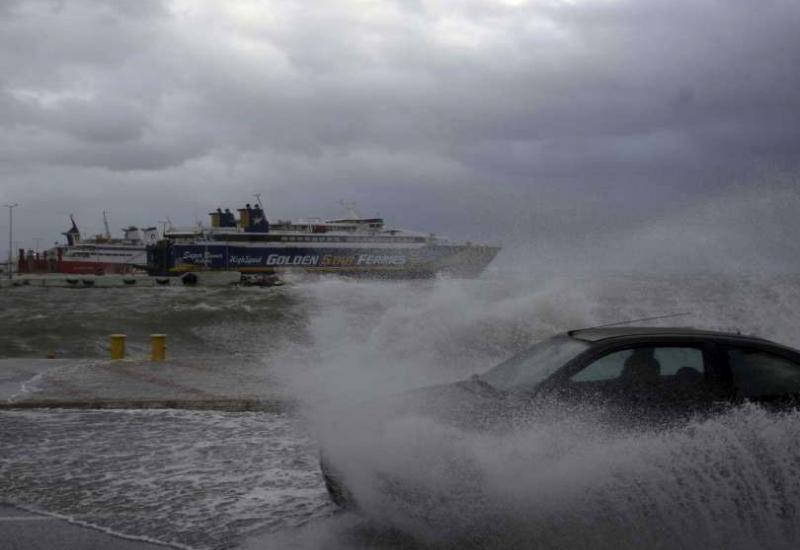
[[18, 214, 158, 275]]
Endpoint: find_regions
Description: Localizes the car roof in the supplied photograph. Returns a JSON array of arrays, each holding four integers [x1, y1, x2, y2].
[[567, 326, 776, 345]]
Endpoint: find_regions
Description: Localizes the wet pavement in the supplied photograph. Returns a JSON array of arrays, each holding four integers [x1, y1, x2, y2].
[[0, 409, 328, 549], [0, 504, 169, 550], [0, 358, 287, 411], [0, 357, 308, 548]]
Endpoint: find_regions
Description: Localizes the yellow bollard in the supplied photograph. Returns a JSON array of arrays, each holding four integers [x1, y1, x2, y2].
[[110, 334, 126, 360], [151, 334, 167, 361]]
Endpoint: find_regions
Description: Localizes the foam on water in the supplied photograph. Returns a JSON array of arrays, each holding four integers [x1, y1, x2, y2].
[[251, 405, 800, 550], [267, 272, 800, 549], [5, 272, 800, 548], [0, 285, 309, 361], [0, 409, 331, 549], [316, 405, 800, 549], [278, 272, 800, 407]]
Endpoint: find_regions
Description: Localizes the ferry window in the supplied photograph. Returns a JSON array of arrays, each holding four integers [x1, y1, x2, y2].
[[727, 348, 800, 398]]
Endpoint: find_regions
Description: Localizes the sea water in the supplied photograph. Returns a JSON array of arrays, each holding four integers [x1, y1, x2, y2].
[[2, 272, 800, 549]]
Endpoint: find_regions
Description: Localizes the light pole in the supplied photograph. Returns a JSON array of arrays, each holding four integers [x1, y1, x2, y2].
[[4, 203, 18, 280]]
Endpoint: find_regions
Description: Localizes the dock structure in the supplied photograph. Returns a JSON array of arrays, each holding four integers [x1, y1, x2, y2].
[[0, 271, 243, 288], [0, 357, 287, 412], [0, 274, 170, 289]]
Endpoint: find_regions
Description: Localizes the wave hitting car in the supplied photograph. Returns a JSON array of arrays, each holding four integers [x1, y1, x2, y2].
[[321, 326, 800, 508]]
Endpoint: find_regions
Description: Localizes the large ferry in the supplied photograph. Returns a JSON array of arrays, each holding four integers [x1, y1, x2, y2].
[[18, 214, 158, 275], [148, 203, 500, 279]]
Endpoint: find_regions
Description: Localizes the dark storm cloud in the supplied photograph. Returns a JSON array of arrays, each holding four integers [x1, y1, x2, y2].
[[1, 0, 799, 270]]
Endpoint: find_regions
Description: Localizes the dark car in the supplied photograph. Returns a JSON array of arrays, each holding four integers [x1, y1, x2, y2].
[[321, 326, 800, 508]]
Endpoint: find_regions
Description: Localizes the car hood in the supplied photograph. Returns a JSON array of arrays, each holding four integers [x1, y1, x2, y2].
[[379, 377, 523, 431]]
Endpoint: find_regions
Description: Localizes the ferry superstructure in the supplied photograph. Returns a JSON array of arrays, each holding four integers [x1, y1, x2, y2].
[[148, 204, 500, 278], [18, 215, 157, 275]]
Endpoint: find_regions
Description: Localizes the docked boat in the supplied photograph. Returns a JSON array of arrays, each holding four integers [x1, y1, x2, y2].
[[18, 214, 158, 275], [147, 204, 500, 279]]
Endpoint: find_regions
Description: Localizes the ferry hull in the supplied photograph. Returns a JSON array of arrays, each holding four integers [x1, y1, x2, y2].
[[55, 261, 140, 275], [18, 256, 143, 275], [148, 243, 499, 278]]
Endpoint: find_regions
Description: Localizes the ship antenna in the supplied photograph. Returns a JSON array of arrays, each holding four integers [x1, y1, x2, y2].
[[158, 219, 171, 235], [254, 193, 264, 211], [338, 199, 362, 219], [102, 210, 111, 239], [571, 312, 693, 332]]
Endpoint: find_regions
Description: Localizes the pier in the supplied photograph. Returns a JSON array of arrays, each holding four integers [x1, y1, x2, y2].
[[0, 356, 287, 412], [0, 271, 243, 288]]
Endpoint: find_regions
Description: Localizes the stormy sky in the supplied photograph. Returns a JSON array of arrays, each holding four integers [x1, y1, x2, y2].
[[1, 0, 799, 271]]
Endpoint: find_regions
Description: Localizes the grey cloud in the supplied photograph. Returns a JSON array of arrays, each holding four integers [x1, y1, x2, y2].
[[36, 97, 149, 143], [1, 0, 800, 271]]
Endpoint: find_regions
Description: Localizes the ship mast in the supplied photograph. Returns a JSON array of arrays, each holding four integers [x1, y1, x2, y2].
[[102, 211, 111, 239], [338, 199, 362, 220], [253, 193, 264, 211]]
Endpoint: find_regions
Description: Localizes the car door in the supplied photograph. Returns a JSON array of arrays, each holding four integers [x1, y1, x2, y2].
[[549, 341, 722, 425], [718, 343, 800, 410]]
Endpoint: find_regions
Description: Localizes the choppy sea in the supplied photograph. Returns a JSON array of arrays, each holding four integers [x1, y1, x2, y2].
[[2, 272, 800, 549]]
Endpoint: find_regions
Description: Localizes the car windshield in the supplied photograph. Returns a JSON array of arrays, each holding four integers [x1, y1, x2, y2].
[[480, 336, 589, 392]]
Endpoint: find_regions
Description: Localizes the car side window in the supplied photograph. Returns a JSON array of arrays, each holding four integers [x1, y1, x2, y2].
[[571, 349, 630, 382], [655, 347, 705, 376], [571, 346, 705, 384], [727, 347, 800, 398]]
